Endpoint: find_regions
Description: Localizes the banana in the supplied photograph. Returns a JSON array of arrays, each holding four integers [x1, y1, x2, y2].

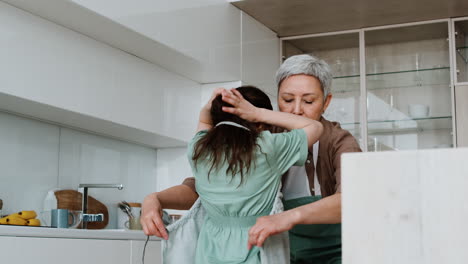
[[0, 216, 28, 225], [26, 219, 41, 226], [9, 210, 37, 220]]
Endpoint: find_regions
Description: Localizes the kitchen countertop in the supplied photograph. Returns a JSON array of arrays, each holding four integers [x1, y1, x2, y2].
[[0, 225, 161, 241]]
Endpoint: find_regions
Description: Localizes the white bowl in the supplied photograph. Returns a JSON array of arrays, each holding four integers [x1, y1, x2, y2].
[[408, 104, 429, 118]]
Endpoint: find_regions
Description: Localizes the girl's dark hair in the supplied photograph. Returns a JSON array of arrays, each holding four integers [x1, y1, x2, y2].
[[192, 86, 273, 184]]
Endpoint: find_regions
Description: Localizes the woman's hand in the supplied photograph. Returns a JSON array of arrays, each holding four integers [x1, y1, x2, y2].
[[140, 193, 169, 240], [221, 89, 261, 122], [247, 210, 299, 249]]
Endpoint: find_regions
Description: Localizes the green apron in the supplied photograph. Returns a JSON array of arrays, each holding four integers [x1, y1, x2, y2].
[[283, 196, 341, 264]]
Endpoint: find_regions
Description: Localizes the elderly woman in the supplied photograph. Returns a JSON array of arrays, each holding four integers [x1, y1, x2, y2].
[[141, 54, 361, 264]]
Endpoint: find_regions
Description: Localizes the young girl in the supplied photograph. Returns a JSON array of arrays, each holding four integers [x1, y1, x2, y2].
[[187, 86, 323, 263]]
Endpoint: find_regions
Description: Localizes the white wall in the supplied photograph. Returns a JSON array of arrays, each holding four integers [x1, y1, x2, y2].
[[0, 2, 201, 145], [0, 112, 60, 217], [0, 111, 158, 229], [342, 148, 468, 264], [58, 127, 158, 229]]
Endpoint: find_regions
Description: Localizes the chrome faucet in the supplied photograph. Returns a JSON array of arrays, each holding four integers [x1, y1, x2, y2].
[[79, 183, 124, 229]]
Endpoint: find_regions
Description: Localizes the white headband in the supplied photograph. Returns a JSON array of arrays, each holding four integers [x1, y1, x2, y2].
[[215, 121, 250, 131]]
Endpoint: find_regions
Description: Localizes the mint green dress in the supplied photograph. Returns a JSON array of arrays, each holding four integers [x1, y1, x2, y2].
[[187, 129, 308, 264]]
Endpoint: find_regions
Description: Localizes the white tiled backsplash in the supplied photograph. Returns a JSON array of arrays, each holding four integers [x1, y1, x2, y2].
[[0, 111, 159, 229]]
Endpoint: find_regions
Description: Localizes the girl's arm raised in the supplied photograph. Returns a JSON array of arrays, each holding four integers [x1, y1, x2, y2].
[[221, 89, 323, 148], [197, 88, 225, 132]]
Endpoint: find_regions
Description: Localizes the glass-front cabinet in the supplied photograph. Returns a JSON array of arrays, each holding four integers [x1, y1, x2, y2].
[[281, 20, 457, 151], [365, 22, 452, 151]]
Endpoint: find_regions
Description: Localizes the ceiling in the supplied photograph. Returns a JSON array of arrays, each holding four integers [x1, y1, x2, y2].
[[232, 0, 468, 37]]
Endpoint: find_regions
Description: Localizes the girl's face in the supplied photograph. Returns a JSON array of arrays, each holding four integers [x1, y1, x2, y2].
[[277, 74, 332, 121]]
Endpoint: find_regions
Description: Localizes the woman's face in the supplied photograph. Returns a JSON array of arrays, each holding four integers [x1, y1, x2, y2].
[[277, 74, 332, 121]]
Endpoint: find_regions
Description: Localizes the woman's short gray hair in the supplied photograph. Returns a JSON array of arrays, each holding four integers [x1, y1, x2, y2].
[[276, 54, 332, 99]]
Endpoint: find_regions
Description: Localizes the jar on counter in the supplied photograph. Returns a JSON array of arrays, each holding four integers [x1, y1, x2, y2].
[[127, 203, 141, 218], [117, 202, 141, 229]]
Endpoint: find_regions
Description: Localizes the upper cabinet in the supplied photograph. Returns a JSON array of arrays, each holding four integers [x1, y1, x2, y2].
[[241, 12, 280, 100], [95, 0, 243, 83], [282, 20, 457, 151], [365, 22, 452, 151], [47, 0, 244, 84], [0, 2, 200, 147], [0, 1, 280, 147]]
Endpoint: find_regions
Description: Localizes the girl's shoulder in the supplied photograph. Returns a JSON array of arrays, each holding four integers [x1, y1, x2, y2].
[[187, 130, 209, 158], [189, 130, 208, 144], [258, 129, 306, 148]]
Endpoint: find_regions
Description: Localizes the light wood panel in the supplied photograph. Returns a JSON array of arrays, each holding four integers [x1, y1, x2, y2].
[[342, 148, 468, 263], [286, 33, 359, 52], [365, 22, 448, 46], [232, 0, 468, 37]]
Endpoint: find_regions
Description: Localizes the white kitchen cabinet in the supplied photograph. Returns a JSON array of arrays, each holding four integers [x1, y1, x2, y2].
[[0, 236, 161, 264], [0, 236, 130, 264], [0, 2, 201, 148], [241, 12, 280, 100], [281, 20, 457, 151], [131, 240, 162, 264], [65, 0, 243, 84], [0, 2, 283, 148]]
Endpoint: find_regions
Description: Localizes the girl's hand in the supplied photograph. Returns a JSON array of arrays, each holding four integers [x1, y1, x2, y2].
[[221, 89, 261, 122], [247, 211, 298, 249], [198, 88, 225, 131], [202, 88, 225, 113]]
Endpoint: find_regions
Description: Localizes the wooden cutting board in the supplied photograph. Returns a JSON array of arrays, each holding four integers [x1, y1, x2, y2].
[[54, 190, 109, 229]]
